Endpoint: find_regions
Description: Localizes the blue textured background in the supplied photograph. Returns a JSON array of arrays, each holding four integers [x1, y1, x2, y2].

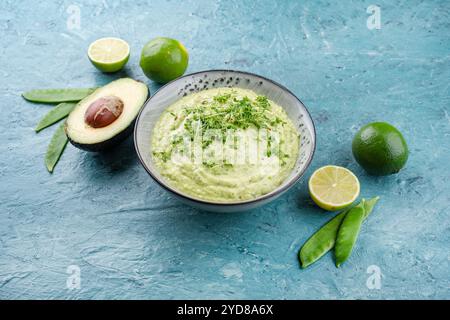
[[1, 0, 449, 299]]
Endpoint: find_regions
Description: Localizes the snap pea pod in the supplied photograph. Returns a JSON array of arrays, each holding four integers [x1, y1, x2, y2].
[[299, 208, 350, 268], [23, 87, 97, 103], [35, 102, 77, 132], [334, 202, 366, 267], [299, 197, 380, 269], [45, 121, 68, 173], [362, 196, 379, 219], [334, 196, 380, 267]]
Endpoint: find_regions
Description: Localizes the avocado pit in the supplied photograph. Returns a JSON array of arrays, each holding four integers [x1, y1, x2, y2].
[[84, 96, 124, 128]]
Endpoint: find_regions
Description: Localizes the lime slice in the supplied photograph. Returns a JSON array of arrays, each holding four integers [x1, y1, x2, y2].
[[88, 37, 130, 73], [308, 165, 360, 211]]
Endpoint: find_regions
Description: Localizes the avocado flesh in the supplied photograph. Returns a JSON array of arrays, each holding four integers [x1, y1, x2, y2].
[[66, 78, 148, 151]]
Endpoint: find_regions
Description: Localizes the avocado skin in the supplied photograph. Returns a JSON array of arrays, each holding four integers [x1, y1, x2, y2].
[[66, 120, 135, 152]]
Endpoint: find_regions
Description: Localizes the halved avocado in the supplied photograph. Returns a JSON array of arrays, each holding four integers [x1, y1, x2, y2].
[[66, 78, 148, 151]]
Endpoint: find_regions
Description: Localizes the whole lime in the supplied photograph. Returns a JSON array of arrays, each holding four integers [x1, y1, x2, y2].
[[139, 37, 189, 84], [352, 122, 408, 175]]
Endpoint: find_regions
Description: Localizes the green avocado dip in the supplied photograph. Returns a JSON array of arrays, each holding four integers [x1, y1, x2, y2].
[[151, 87, 300, 202]]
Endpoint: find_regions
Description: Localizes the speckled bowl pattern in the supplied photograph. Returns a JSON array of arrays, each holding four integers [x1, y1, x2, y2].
[[134, 70, 316, 212]]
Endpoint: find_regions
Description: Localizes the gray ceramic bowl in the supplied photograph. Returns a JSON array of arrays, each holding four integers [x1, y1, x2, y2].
[[134, 70, 316, 212]]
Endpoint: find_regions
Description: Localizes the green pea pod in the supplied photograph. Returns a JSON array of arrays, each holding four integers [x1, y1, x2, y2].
[[45, 121, 68, 173], [299, 196, 380, 269], [299, 208, 350, 268], [23, 88, 97, 103], [363, 196, 380, 219], [334, 202, 366, 267], [35, 102, 77, 132]]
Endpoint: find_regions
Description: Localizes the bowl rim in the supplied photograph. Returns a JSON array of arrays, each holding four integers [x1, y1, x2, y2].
[[134, 69, 316, 206]]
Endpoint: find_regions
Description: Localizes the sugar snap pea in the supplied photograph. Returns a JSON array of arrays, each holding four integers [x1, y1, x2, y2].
[[299, 208, 350, 268], [333, 196, 380, 267], [45, 121, 68, 173], [23, 87, 97, 103], [35, 102, 77, 132], [363, 196, 379, 219], [299, 197, 380, 269], [334, 202, 366, 267]]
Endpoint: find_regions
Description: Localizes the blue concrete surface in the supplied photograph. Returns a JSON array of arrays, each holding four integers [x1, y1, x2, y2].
[[0, 0, 449, 299]]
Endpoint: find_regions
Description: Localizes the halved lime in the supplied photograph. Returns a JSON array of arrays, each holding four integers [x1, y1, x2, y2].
[[88, 37, 130, 73], [308, 165, 360, 211]]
